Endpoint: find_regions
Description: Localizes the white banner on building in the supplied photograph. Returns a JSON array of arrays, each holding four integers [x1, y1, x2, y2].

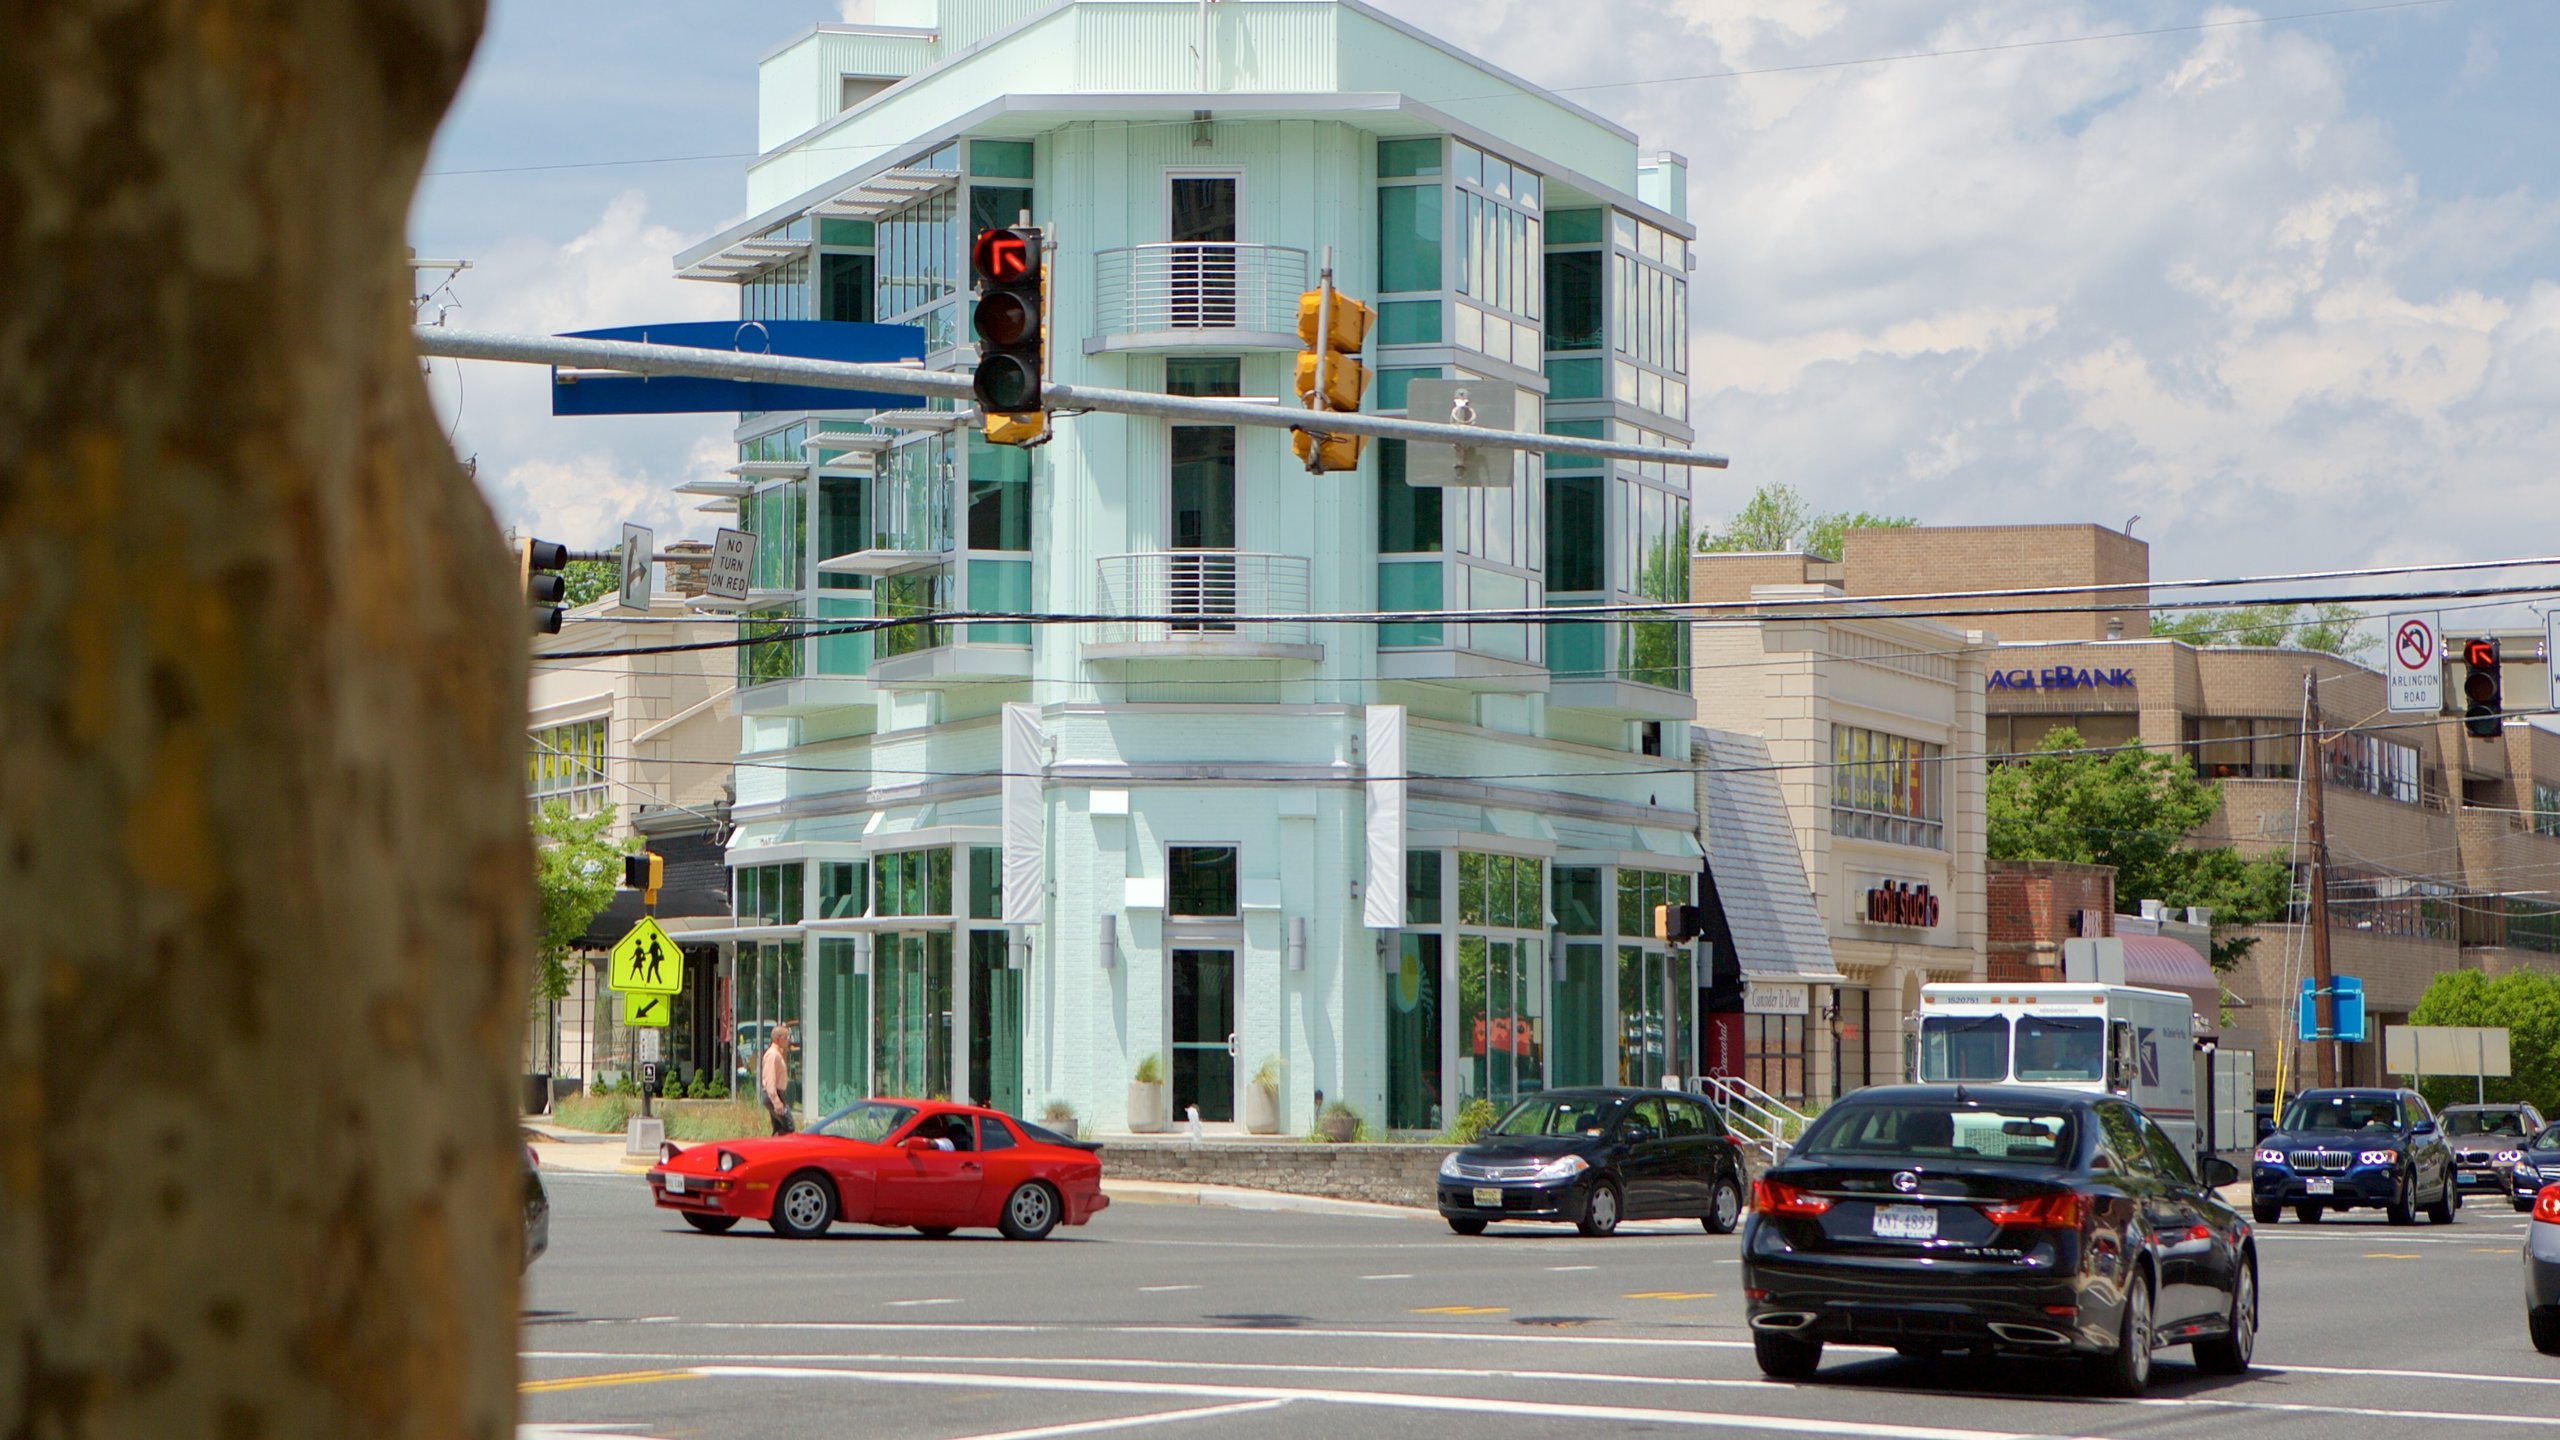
[[1002, 703, 1046, 925], [1364, 705, 1406, 929]]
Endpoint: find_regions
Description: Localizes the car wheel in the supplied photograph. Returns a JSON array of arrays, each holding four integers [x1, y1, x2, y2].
[[1446, 1216, 1488, 1236], [2387, 1177, 2417, 1226], [2191, 1259, 2256, 1375], [2426, 1177, 2457, 1225], [769, 1171, 836, 1239], [2533, 1308, 2560, 1357], [2089, 1271, 2155, 1397], [1576, 1179, 1623, 1238], [998, 1181, 1061, 1241], [2251, 1201, 2281, 1225], [680, 1213, 738, 1234], [2294, 1203, 2323, 1224], [914, 1226, 957, 1239], [1752, 1330, 1823, 1380], [1704, 1177, 1745, 1235]]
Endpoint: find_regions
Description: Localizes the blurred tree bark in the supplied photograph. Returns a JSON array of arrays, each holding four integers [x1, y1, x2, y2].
[[0, 3, 522, 1438]]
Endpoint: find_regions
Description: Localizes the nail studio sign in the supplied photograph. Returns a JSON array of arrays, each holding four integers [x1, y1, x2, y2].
[[1865, 880, 1941, 928], [1987, 667, 2135, 692]]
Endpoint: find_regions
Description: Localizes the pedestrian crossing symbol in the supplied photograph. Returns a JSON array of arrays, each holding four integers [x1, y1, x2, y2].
[[609, 916, 685, 996], [623, 990, 671, 1028]]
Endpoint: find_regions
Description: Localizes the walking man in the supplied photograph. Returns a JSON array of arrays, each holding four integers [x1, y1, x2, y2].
[[760, 1022, 795, 1135]]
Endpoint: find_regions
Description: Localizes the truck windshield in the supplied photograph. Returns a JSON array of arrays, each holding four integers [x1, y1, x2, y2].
[[1918, 1015, 2010, 1082], [2013, 1016, 2105, 1083]]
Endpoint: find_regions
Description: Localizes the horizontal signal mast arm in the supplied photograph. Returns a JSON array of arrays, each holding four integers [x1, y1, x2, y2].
[[414, 327, 1730, 470]]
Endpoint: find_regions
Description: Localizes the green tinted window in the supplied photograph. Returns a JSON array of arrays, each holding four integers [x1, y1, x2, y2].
[[1378, 137, 1443, 178], [1378, 184, 1443, 293], [971, 140, 1034, 178], [1377, 442, 1441, 554], [1377, 300, 1441, 346]]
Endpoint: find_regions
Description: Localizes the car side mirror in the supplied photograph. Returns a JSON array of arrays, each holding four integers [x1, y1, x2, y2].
[[2200, 1157, 2240, 1188], [2413, 1122, 2438, 1138], [899, 1136, 936, 1153], [1624, 1124, 1655, 1146]]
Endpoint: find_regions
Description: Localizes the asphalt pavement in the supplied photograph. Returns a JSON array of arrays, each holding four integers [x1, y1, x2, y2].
[[521, 1168, 2560, 1439]]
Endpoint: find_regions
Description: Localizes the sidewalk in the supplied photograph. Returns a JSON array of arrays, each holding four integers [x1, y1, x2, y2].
[[523, 1117, 650, 1174], [1102, 1177, 1433, 1221]]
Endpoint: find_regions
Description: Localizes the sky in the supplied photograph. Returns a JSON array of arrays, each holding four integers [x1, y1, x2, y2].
[[410, 0, 2560, 629]]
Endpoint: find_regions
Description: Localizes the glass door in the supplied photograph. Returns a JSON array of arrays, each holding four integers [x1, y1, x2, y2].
[[968, 931, 1023, 1114], [872, 931, 952, 1098], [1552, 941, 1605, 1087], [1167, 175, 1238, 327], [1618, 944, 1695, 1087], [1171, 948, 1236, 1123], [1459, 936, 1543, 1112]]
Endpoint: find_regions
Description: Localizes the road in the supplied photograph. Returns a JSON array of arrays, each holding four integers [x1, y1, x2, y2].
[[522, 1171, 2559, 1439]]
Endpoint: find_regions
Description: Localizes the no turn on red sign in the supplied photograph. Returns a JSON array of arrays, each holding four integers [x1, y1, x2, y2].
[[2386, 613, 2442, 713]]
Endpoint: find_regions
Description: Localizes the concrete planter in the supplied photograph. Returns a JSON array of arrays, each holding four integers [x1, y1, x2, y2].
[[1126, 1081, 1167, 1133], [1317, 1111, 1358, 1143], [1244, 1083, 1281, 1134]]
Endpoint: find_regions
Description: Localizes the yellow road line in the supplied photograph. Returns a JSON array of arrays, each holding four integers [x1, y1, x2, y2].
[[1409, 1305, 1508, 1316], [1625, 1291, 1716, 1301], [521, 1368, 699, 1394], [2361, 1252, 2421, 1260]]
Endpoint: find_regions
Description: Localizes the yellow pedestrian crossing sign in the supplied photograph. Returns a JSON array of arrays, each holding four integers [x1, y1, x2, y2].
[[609, 916, 685, 995], [622, 990, 672, 1028]]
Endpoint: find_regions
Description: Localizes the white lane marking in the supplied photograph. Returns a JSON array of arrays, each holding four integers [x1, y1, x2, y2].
[[688, 1364, 2101, 1440], [882, 1298, 959, 1308], [1136, 1285, 1198, 1293], [2258, 1361, 2560, 1389], [939, 1398, 1291, 1440], [1546, 1265, 1596, 1272], [1360, 1274, 1413, 1281]]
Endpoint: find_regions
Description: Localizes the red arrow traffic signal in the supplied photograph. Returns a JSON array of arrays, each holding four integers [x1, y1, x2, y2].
[[973, 228, 1034, 285]]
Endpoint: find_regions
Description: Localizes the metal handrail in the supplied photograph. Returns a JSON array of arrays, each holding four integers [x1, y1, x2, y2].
[[1091, 243, 1310, 337], [1092, 551, 1312, 647], [1699, 1074, 1811, 1169]]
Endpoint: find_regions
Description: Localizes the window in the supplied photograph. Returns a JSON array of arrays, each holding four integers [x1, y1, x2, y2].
[[734, 863, 804, 926], [1377, 441, 1441, 554], [2185, 717, 2297, 781], [1377, 173, 1442, 294], [1170, 426, 1236, 550], [2536, 783, 2560, 838], [872, 848, 953, 918], [1552, 866, 1603, 934], [2014, 1016, 2104, 1083], [1614, 868, 1692, 1088], [1168, 846, 1239, 917], [1405, 849, 1443, 925], [1544, 248, 1603, 352], [2292, 863, 2455, 940], [971, 140, 1034, 179], [1830, 725, 1946, 849], [1918, 1015, 2009, 1081], [819, 252, 873, 323], [819, 861, 866, 920], [968, 846, 1002, 920], [1742, 1014, 1805, 1102], [1167, 356, 1241, 397], [528, 717, 608, 814], [1609, 211, 1689, 419], [2324, 731, 2421, 806], [741, 254, 809, 322], [1545, 473, 1603, 591], [977, 1114, 1018, 1151], [965, 432, 1030, 551], [1449, 140, 1543, 369]]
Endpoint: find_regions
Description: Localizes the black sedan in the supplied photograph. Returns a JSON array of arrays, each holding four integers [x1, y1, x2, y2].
[[2530, 1182, 2560, 1354], [2511, 1125, 2560, 1212], [1743, 1085, 2254, 1396], [2251, 1087, 2457, 1225], [1437, 1088, 1749, 1238]]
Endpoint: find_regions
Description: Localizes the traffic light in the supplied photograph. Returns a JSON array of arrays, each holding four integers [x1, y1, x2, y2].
[[970, 225, 1046, 444], [1653, 903, 1703, 946], [623, 851, 663, 909], [2463, 637, 2502, 739], [1291, 279, 1373, 472], [519, 536, 569, 635]]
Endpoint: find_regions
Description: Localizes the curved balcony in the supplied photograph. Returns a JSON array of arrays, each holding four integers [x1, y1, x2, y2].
[[1087, 552, 1322, 663], [1086, 243, 1310, 355]]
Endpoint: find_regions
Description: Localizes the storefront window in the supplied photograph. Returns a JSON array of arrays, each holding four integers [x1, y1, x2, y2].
[[1615, 869, 1693, 1086], [735, 863, 804, 926], [873, 930, 952, 1098], [872, 848, 953, 918], [1168, 845, 1240, 917], [1743, 1013, 1806, 1102], [1830, 726, 1945, 849], [1456, 851, 1547, 1112], [816, 937, 867, 1111], [2183, 717, 2296, 781], [1387, 845, 1443, 1132]]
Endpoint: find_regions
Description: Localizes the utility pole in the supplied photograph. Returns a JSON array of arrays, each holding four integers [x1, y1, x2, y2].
[[2302, 669, 2339, 1088]]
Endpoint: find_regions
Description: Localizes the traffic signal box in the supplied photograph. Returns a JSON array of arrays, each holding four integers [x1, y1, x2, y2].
[[519, 536, 569, 635], [1292, 281, 1373, 472], [623, 850, 663, 909], [1653, 903, 1703, 946], [2463, 637, 2502, 739], [971, 226, 1047, 446]]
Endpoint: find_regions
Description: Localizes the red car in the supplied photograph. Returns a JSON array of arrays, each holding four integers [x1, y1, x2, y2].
[[647, 1097, 1109, 1241]]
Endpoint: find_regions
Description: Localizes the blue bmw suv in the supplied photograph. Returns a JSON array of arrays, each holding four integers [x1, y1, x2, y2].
[[2252, 1088, 2457, 1225]]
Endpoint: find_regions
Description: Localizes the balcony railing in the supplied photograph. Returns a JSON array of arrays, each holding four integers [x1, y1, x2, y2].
[[1090, 551, 1315, 657], [1088, 243, 1310, 350]]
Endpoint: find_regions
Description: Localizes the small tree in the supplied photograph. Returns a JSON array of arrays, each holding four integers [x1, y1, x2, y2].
[[561, 555, 619, 607], [1987, 727, 2293, 970], [2408, 970, 2560, 1115], [1697, 481, 1916, 559], [534, 802, 629, 1006], [2149, 602, 2375, 661]]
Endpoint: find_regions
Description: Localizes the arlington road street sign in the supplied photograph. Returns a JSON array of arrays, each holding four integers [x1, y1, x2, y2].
[[622, 990, 673, 1029], [609, 916, 685, 996]]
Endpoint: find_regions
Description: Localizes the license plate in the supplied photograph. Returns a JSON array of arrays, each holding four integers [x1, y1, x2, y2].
[[1873, 1204, 1938, 1240], [2458, 1172, 2479, 1185], [2306, 1177, 2333, 1195], [1473, 1186, 1503, 1208], [664, 1173, 686, 1195]]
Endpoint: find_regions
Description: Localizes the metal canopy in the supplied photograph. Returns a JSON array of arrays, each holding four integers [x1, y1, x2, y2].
[[415, 327, 1731, 471]]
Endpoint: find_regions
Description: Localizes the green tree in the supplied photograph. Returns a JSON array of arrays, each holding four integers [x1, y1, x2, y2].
[[1987, 727, 2294, 970], [2149, 602, 2375, 660], [534, 802, 629, 1004], [2408, 969, 2560, 1116], [562, 552, 618, 607], [1697, 481, 1916, 559]]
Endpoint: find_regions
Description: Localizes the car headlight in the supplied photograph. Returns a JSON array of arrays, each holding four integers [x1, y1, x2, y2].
[[1439, 1153, 1466, 1179], [716, 1149, 741, 1173], [2498, 1150, 2525, 1165], [1534, 1154, 1591, 1181], [2357, 1150, 2398, 1167], [2254, 1148, 2285, 1166]]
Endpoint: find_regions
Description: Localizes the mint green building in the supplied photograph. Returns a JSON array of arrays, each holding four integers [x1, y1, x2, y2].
[[678, 0, 1707, 1134]]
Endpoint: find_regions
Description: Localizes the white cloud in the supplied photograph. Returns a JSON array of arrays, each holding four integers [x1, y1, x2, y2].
[[425, 191, 735, 549]]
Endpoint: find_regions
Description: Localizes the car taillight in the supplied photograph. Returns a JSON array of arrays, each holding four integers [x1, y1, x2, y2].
[[1753, 1179, 1832, 1217], [1980, 1192, 2089, 1230], [2536, 1184, 2560, 1225]]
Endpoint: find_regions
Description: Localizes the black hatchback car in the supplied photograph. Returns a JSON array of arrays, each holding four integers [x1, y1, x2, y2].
[[1436, 1088, 1749, 1237], [2250, 1088, 2457, 1225], [1743, 1085, 2254, 1396]]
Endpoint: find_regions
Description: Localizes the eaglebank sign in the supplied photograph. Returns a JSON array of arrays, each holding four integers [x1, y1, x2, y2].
[[1865, 880, 1941, 928], [1987, 666, 2135, 692]]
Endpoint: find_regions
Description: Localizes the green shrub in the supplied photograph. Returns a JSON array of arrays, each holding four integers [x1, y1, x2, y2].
[[1133, 1052, 1165, 1086], [663, 1100, 770, 1143], [1041, 1099, 1079, 1137], [554, 1092, 632, 1134], [1443, 1097, 1501, 1145]]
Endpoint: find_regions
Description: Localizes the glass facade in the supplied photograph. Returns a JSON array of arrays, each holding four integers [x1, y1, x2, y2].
[[1456, 851, 1546, 1114], [528, 717, 608, 813], [1831, 726, 1947, 849], [1615, 869, 1694, 1087]]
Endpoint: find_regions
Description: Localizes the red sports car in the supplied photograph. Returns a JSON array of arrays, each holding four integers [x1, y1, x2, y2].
[[647, 1098, 1109, 1241]]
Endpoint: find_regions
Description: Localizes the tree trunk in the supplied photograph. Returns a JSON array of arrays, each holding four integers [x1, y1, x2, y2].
[[0, 4, 518, 1438]]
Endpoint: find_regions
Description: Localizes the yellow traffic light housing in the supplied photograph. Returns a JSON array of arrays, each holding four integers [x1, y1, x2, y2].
[[983, 410, 1050, 447], [1291, 277, 1372, 473]]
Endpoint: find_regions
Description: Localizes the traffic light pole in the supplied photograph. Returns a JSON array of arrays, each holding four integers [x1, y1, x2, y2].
[[415, 327, 1732, 471], [2302, 668, 2339, 1088]]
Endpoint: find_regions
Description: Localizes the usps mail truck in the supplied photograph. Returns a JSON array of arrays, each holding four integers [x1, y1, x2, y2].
[[1916, 983, 2201, 1166]]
